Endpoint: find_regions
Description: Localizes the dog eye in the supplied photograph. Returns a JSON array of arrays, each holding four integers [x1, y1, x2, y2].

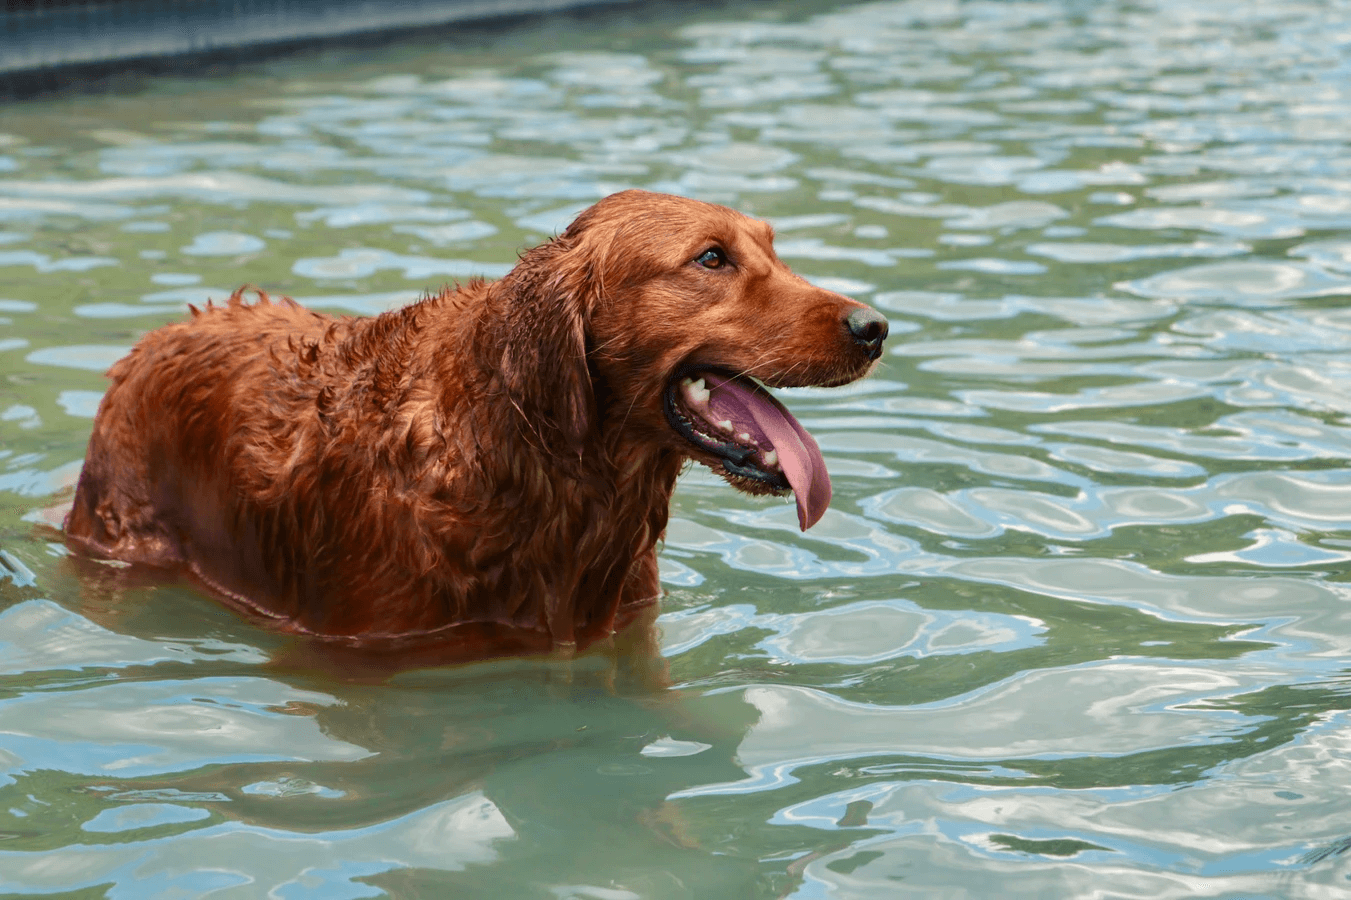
[[695, 247, 727, 269]]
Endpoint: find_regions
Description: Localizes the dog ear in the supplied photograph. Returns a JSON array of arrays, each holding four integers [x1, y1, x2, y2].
[[495, 234, 598, 451]]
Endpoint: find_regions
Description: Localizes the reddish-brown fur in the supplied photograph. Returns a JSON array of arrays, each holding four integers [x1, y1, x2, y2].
[[66, 191, 883, 659]]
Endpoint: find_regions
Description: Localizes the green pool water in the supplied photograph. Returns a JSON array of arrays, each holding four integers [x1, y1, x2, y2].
[[3, 0, 1351, 896]]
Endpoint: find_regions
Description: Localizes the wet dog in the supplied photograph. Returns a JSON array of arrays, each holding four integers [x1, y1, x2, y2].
[[66, 190, 888, 657]]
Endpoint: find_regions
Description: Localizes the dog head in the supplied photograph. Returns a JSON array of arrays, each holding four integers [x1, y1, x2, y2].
[[500, 190, 889, 529]]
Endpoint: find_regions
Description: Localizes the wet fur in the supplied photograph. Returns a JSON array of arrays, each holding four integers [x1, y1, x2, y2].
[[66, 190, 881, 656]]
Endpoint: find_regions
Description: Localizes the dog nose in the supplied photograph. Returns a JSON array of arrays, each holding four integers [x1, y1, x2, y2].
[[845, 306, 889, 360]]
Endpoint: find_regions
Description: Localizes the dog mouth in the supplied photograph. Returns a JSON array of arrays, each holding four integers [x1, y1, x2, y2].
[[664, 369, 831, 531]]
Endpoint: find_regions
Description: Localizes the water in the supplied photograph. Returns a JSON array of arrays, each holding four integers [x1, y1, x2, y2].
[[2, 0, 1351, 895]]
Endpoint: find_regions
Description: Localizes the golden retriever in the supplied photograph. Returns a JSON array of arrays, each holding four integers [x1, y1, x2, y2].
[[65, 190, 888, 658]]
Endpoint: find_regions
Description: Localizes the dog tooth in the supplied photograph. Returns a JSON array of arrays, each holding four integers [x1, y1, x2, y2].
[[717, 419, 733, 432], [763, 449, 778, 468], [736, 432, 751, 442], [684, 378, 710, 407]]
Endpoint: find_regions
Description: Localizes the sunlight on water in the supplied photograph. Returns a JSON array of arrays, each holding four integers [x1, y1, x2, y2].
[[4, 0, 1351, 896]]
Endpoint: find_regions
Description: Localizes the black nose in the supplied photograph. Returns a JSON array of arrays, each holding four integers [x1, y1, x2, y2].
[[845, 306, 889, 360]]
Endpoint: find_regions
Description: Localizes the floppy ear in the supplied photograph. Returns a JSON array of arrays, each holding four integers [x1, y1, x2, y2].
[[495, 233, 598, 451]]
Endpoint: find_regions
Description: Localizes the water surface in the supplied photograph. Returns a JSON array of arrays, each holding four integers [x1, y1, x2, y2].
[[3, 0, 1351, 896]]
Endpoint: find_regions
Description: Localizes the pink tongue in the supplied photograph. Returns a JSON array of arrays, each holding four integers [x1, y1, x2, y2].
[[704, 375, 831, 531]]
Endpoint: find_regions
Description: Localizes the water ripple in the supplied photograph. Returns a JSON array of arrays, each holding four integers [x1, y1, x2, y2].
[[4, 0, 1351, 895]]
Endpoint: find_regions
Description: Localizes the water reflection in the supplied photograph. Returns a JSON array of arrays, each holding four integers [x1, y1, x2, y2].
[[3, 0, 1351, 894]]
